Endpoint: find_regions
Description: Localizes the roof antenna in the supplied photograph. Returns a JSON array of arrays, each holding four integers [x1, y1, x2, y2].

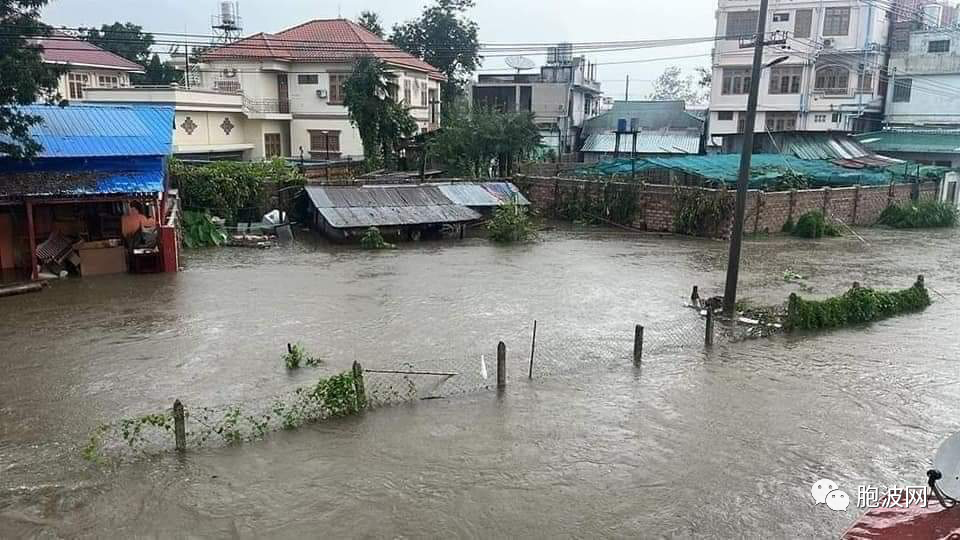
[[338, 3, 342, 18]]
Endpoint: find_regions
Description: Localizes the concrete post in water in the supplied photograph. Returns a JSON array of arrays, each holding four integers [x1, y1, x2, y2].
[[352, 361, 366, 411], [916, 275, 925, 289], [691, 286, 700, 308], [173, 399, 186, 453], [497, 341, 507, 389], [705, 309, 715, 348], [633, 324, 644, 365]]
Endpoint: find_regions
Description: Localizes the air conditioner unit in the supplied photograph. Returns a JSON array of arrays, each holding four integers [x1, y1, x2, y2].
[[316, 89, 328, 99], [221, 67, 238, 78], [823, 38, 835, 49]]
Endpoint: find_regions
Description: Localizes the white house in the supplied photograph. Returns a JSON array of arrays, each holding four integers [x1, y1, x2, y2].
[[33, 30, 145, 101], [709, 0, 890, 145], [89, 19, 444, 161]]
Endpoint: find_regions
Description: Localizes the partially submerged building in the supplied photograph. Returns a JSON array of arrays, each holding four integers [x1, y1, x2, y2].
[[304, 182, 527, 241], [0, 105, 178, 281]]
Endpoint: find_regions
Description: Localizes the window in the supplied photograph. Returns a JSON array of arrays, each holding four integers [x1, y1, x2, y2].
[[97, 75, 120, 88], [831, 112, 842, 123], [68, 73, 89, 100], [823, 7, 851, 36], [721, 67, 752, 95], [297, 74, 319, 85], [725, 11, 759, 40], [328, 74, 348, 104], [772, 12, 790, 22], [737, 112, 746, 133], [857, 71, 874, 92], [404, 79, 412, 104], [264, 133, 282, 158], [214, 80, 241, 93], [929, 40, 951, 53], [892, 78, 913, 102], [420, 81, 428, 107], [794, 9, 813, 39], [814, 114, 827, 122], [814, 66, 850, 94], [717, 111, 735, 121], [765, 112, 797, 132], [309, 130, 341, 159], [428, 89, 439, 125], [769, 66, 802, 94]]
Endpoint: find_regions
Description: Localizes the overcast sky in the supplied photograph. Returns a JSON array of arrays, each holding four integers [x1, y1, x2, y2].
[[42, 0, 717, 100]]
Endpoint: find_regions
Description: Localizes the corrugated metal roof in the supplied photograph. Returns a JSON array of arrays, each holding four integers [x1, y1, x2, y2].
[[0, 105, 174, 158], [435, 182, 530, 207], [307, 185, 453, 208], [0, 157, 165, 199], [771, 133, 873, 160], [316, 205, 480, 228], [581, 131, 701, 154], [855, 129, 960, 154]]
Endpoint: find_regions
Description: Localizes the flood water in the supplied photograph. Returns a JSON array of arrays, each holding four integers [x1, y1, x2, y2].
[[1, 226, 959, 538]]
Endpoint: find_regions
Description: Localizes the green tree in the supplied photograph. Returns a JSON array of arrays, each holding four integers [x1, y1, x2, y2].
[[83, 22, 152, 65], [428, 102, 540, 177], [343, 56, 417, 166], [357, 10, 384, 38], [390, 0, 479, 105], [0, 0, 63, 159], [143, 53, 180, 85], [647, 66, 707, 104]]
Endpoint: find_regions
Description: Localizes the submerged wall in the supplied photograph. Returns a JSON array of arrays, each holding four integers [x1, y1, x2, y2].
[[514, 175, 940, 237]]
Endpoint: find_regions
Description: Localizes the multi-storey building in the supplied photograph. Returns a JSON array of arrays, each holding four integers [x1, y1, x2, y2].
[[471, 49, 601, 156], [88, 19, 443, 161], [709, 0, 890, 147], [33, 31, 145, 101]]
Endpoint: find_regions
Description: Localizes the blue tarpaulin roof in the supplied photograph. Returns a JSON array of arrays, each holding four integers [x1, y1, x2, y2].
[[0, 105, 174, 158]]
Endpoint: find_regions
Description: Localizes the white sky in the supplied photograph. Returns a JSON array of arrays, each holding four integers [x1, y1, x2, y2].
[[41, 0, 718, 100]]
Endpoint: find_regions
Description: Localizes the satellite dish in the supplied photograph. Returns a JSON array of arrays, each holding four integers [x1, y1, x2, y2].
[[504, 56, 535, 71], [929, 433, 960, 504]]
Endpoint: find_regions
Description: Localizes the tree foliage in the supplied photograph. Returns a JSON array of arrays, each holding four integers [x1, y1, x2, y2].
[[83, 22, 153, 65], [389, 0, 479, 104], [648, 66, 707, 104], [357, 10, 384, 38], [143, 54, 180, 85], [0, 0, 63, 159], [343, 56, 417, 166], [427, 102, 541, 177]]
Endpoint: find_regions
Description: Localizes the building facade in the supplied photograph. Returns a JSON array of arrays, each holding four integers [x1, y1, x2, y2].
[[89, 19, 443, 161], [34, 31, 145, 102], [709, 0, 890, 143], [472, 52, 601, 156]]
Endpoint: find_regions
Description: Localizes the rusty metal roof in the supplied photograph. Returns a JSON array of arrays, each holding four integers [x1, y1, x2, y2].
[[305, 185, 481, 229], [435, 182, 529, 207]]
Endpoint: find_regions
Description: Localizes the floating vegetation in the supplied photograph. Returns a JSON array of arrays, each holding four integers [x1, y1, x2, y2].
[[786, 277, 930, 331]]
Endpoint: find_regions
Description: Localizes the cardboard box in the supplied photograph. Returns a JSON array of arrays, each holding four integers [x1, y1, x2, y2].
[[79, 246, 126, 276]]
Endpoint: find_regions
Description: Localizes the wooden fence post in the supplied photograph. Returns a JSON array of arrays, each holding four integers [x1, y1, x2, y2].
[[352, 361, 366, 411], [528, 320, 537, 380], [497, 342, 507, 389], [704, 309, 714, 347], [633, 324, 644, 365], [852, 184, 861, 225], [173, 399, 186, 453]]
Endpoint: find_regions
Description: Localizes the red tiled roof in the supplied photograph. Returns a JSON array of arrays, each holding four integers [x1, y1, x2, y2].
[[34, 31, 145, 72], [203, 19, 444, 79]]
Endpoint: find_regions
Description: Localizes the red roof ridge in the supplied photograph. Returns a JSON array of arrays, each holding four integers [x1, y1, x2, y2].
[[273, 17, 350, 36]]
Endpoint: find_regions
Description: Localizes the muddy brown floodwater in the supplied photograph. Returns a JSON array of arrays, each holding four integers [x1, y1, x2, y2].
[[1, 226, 959, 538]]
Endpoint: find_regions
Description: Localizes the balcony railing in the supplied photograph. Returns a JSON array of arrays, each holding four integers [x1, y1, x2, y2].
[[242, 97, 291, 114]]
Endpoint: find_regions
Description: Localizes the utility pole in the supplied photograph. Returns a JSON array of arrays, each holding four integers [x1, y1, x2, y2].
[[625, 74, 630, 101], [722, 0, 771, 316]]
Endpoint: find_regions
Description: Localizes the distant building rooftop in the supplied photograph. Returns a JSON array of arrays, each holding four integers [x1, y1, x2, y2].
[[33, 30, 145, 72]]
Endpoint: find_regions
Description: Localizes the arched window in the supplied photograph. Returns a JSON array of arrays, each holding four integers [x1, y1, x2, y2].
[[814, 66, 850, 95]]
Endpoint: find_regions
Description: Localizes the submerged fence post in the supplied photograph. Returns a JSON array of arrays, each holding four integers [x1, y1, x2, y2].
[[528, 320, 537, 380], [352, 361, 366, 411], [497, 341, 507, 389], [705, 309, 715, 348], [173, 399, 186, 453], [633, 324, 644, 365]]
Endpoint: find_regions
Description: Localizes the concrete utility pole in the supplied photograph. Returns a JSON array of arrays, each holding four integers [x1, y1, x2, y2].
[[625, 74, 630, 101], [722, 0, 770, 316]]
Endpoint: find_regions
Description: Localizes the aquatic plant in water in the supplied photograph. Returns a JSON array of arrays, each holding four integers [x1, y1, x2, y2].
[[786, 278, 930, 331]]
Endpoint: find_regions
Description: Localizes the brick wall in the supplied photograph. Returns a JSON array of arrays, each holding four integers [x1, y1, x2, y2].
[[514, 175, 941, 237]]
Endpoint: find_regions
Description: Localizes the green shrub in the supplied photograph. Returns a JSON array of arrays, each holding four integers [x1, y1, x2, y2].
[[781, 217, 795, 233], [283, 343, 322, 369], [488, 203, 536, 243], [786, 278, 930, 331], [877, 200, 958, 229], [673, 186, 733, 237], [791, 210, 840, 238], [171, 158, 305, 223], [360, 227, 395, 249], [181, 210, 227, 248]]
